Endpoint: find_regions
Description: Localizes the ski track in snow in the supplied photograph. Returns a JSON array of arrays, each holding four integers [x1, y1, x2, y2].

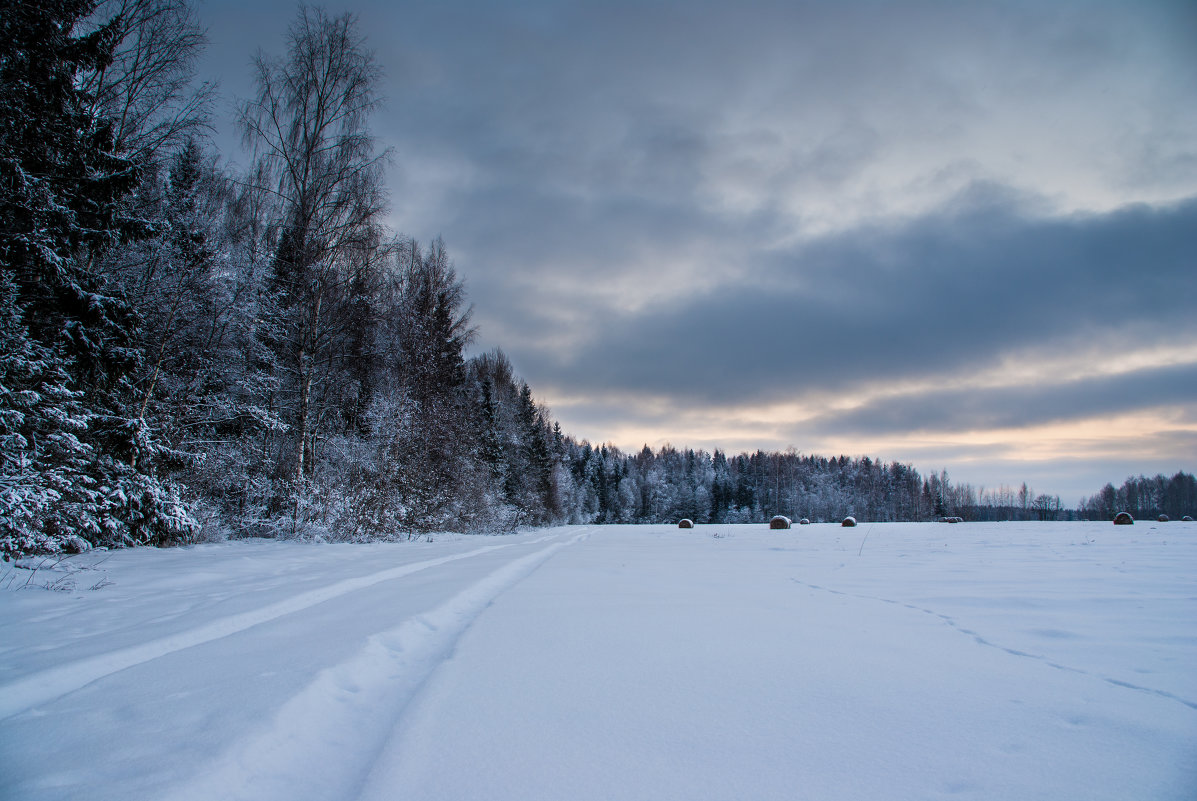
[[160, 530, 587, 801], [0, 532, 564, 721], [792, 579, 1197, 712]]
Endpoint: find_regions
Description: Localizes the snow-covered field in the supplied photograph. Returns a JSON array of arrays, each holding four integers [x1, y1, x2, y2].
[[1, 522, 1194, 800]]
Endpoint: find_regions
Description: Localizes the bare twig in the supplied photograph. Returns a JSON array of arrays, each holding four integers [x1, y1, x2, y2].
[[6, 553, 115, 592]]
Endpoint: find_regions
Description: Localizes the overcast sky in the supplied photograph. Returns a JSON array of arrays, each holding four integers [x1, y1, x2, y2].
[[196, 0, 1197, 502]]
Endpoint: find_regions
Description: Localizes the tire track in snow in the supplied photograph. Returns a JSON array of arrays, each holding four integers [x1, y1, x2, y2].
[[160, 530, 587, 801], [0, 533, 565, 721], [792, 579, 1197, 712]]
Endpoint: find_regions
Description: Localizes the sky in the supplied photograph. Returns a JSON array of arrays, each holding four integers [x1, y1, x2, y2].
[[194, 0, 1197, 503]]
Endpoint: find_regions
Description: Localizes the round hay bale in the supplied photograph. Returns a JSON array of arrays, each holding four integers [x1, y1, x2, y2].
[[841, 516, 857, 527], [1183, 515, 1194, 522], [769, 515, 791, 529], [1158, 514, 1170, 522], [678, 518, 694, 529], [799, 518, 811, 525], [1113, 511, 1134, 525]]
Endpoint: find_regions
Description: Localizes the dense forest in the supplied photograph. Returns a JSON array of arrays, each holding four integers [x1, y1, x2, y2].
[[1, 2, 1191, 559], [546, 445, 1195, 526]]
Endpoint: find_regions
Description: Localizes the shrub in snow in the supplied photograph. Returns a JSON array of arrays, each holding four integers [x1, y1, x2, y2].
[[842, 516, 857, 527], [769, 515, 791, 529], [60, 535, 91, 554], [678, 519, 694, 529], [1113, 512, 1134, 525]]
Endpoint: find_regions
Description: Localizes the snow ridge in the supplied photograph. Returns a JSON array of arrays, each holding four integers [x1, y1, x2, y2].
[[0, 536, 559, 721], [161, 531, 586, 801]]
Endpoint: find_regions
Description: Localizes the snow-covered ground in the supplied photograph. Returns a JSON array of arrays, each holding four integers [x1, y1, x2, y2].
[[1, 522, 1194, 800]]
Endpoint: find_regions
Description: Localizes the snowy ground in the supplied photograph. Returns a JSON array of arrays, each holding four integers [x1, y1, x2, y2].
[[1, 522, 1194, 801]]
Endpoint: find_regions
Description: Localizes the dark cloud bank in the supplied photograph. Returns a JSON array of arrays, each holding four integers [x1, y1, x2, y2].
[[524, 192, 1197, 419]]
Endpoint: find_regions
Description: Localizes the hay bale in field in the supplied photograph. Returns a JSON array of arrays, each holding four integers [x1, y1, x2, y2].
[[842, 516, 857, 527], [678, 519, 694, 529], [799, 518, 811, 525], [1158, 514, 1170, 522], [1183, 515, 1194, 522], [1113, 511, 1134, 525], [769, 515, 791, 529]]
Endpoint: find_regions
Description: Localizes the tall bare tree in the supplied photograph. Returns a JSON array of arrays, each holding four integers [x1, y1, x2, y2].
[[80, 0, 213, 164], [239, 6, 387, 503]]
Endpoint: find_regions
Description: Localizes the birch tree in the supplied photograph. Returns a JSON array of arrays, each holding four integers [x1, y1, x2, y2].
[[239, 6, 387, 510]]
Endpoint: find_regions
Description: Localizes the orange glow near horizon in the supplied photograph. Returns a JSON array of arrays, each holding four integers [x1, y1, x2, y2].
[[564, 406, 1196, 464], [541, 342, 1197, 472]]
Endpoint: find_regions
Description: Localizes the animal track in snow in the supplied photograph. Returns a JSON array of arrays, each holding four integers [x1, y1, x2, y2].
[[791, 578, 1197, 712]]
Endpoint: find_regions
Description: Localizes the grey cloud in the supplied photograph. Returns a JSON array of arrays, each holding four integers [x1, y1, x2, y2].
[[200, 0, 1197, 282], [878, 446, 1197, 506], [529, 193, 1197, 403], [201, 0, 1197, 196], [921, 442, 1197, 505], [813, 363, 1197, 437]]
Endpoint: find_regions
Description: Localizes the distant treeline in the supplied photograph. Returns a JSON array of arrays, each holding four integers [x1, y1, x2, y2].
[[554, 446, 954, 524], [549, 446, 1194, 525], [1078, 473, 1197, 523]]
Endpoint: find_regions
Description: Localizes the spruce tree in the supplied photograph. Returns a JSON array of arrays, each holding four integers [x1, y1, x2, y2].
[[0, 1, 195, 557]]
